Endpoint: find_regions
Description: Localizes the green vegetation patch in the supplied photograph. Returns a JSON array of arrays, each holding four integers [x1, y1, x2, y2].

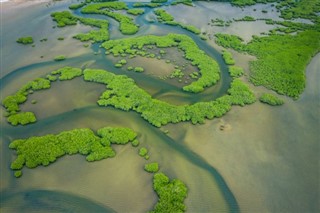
[[2, 77, 50, 125], [127, 8, 144, 16], [171, 0, 193, 6], [215, 30, 320, 98], [133, 2, 162, 8], [151, 172, 188, 213], [81, 2, 139, 35], [235, 16, 255, 22], [259, 93, 284, 106], [7, 112, 37, 126], [54, 55, 66, 61], [51, 11, 110, 42], [69, 2, 87, 10], [51, 67, 82, 80], [84, 68, 255, 127], [222, 50, 235, 65], [144, 162, 159, 173], [101, 34, 220, 93], [228, 66, 244, 78], [154, 9, 174, 22], [151, 0, 168, 3], [154, 9, 201, 34], [9, 127, 138, 176], [16, 36, 34, 44]]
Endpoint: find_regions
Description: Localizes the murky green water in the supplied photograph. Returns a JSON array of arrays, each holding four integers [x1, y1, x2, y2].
[[1, 1, 319, 212]]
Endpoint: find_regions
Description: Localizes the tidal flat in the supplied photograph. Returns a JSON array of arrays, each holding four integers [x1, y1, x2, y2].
[[1, 0, 319, 212]]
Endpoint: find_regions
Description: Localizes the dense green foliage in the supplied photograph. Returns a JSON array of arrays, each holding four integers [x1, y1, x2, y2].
[[230, 0, 320, 23], [133, 2, 162, 8], [101, 34, 220, 93], [151, 0, 168, 3], [2, 77, 51, 125], [16, 36, 34, 44], [54, 55, 66, 61], [7, 112, 37, 126], [127, 8, 144, 16], [171, 0, 193, 6], [228, 66, 244, 78], [154, 9, 201, 34], [144, 162, 159, 173], [51, 11, 78, 27], [215, 30, 320, 98], [134, 67, 144, 72], [151, 173, 188, 213], [9, 127, 138, 175], [51, 11, 110, 42], [81, 2, 139, 35], [69, 2, 87, 10], [259, 93, 284, 106], [84, 68, 255, 127], [222, 50, 235, 65], [154, 9, 174, 22], [51, 67, 82, 80], [97, 127, 137, 144], [139, 147, 149, 159]]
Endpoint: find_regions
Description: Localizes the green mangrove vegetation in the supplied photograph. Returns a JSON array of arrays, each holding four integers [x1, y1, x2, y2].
[[228, 66, 244, 78], [171, 0, 193, 6], [16, 36, 34, 44], [101, 34, 220, 93], [8, 124, 188, 211], [144, 162, 159, 173], [81, 2, 139, 35], [133, 2, 162, 8], [51, 67, 83, 80], [69, 2, 87, 10], [222, 50, 235, 65], [7, 112, 37, 126], [215, 30, 320, 98], [154, 9, 201, 35], [151, 0, 168, 3], [9, 127, 137, 174], [138, 147, 150, 160], [127, 8, 145, 16], [259, 93, 284, 106], [51, 11, 110, 42], [2, 77, 51, 125], [151, 172, 188, 213], [84, 68, 255, 127], [54, 55, 66, 61]]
